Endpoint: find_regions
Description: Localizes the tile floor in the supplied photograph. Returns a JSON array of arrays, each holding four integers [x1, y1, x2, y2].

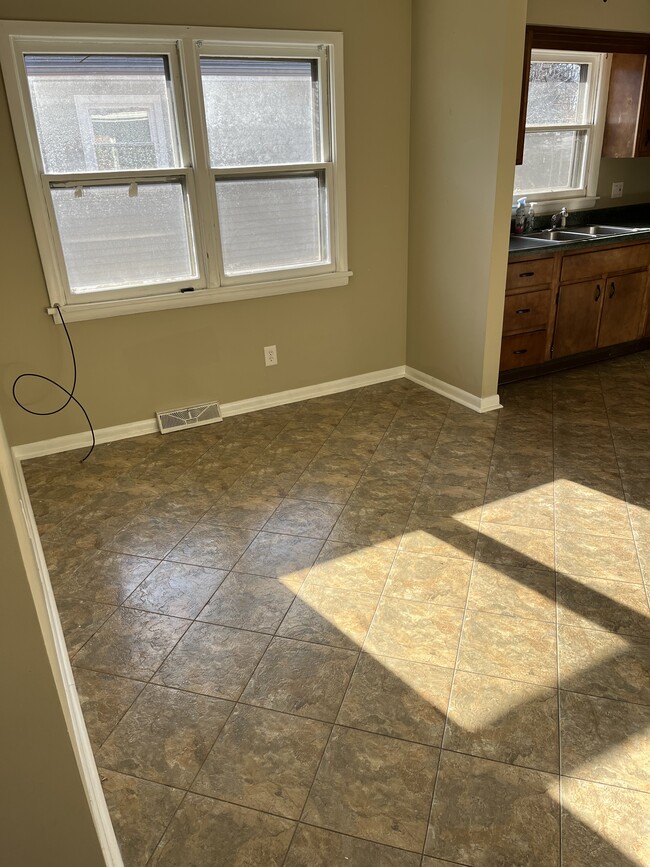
[[23, 352, 650, 867]]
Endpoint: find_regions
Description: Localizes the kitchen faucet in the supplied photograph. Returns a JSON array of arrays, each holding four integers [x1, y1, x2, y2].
[[551, 207, 569, 229]]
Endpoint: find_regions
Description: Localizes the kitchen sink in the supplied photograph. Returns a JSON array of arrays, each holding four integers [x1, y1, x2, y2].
[[526, 230, 588, 242], [569, 225, 640, 236], [509, 235, 563, 249]]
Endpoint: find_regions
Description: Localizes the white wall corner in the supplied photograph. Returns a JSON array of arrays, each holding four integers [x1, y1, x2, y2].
[[405, 366, 502, 413]]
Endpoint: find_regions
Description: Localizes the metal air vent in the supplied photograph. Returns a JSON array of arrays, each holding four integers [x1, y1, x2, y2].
[[156, 401, 222, 434]]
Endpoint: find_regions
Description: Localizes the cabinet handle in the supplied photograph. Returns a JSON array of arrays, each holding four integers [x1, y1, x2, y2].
[[519, 271, 535, 277], [516, 308, 531, 314], [595, 284, 601, 301], [513, 349, 528, 355], [609, 282, 616, 299]]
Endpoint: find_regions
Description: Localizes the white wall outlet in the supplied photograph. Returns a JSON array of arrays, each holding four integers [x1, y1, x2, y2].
[[611, 181, 624, 199], [264, 345, 278, 366]]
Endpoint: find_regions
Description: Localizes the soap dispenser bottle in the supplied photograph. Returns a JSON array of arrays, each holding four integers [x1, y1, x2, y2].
[[514, 197, 527, 235]]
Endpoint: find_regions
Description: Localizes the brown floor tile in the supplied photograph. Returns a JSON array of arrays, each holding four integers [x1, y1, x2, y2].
[[56, 597, 117, 658], [558, 625, 650, 705], [302, 726, 439, 851], [41, 536, 94, 581], [384, 551, 471, 607], [233, 531, 324, 580], [124, 561, 227, 619], [74, 668, 145, 750], [560, 690, 650, 792], [443, 670, 559, 773], [107, 515, 195, 559], [468, 561, 556, 622], [277, 584, 378, 649], [561, 778, 650, 867], [100, 769, 184, 867], [458, 610, 558, 687], [305, 541, 395, 594], [198, 572, 296, 633], [425, 751, 559, 866], [284, 825, 421, 866], [166, 524, 257, 570], [143, 486, 216, 522], [97, 684, 232, 788], [288, 471, 357, 504], [72, 607, 188, 680], [149, 793, 295, 866], [201, 492, 282, 529], [365, 598, 463, 668], [193, 704, 330, 818], [53, 550, 158, 605], [240, 637, 357, 722], [401, 514, 479, 560], [329, 504, 410, 548], [336, 652, 452, 745], [263, 498, 344, 539], [153, 622, 270, 700], [556, 532, 642, 583], [556, 574, 650, 638]]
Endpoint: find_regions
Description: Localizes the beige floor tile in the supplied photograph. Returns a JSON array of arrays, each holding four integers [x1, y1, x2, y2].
[[166, 524, 257, 570], [200, 492, 282, 530], [481, 487, 554, 530], [277, 584, 378, 650], [468, 561, 556, 622], [233, 531, 324, 579], [97, 684, 232, 788], [56, 597, 117, 658], [443, 670, 559, 773], [302, 726, 439, 851], [53, 550, 158, 605], [198, 572, 296, 633], [561, 777, 650, 867], [425, 751, 559, 866], [74, 668, 145, 750], [560, 690, 650, 791], [336, 652, 452, 745], [100, 769, 184, 867], [557, 574, 650, 638], [149, 794, 295, 866], [555, 496, 633, 539], [384, 551, 471, 607], [458, 610, 558, 687], [365, 598, 463, 668], [124, 561, 227, 619], [193, 704, 330, 818], [240, 637, 357, 722], [330, 504, 410, 548], [476, 522, 555, 571], [556, 532, 642, 583], [284, 825, 421, 867], [305, 541, 395, 595], [153, 622, 270, 700], [401, 514, 479, 560]]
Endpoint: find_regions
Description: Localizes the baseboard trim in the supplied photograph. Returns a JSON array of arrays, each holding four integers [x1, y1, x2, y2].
[[404, 366, 502, 413], [12, 366, 407, 461]]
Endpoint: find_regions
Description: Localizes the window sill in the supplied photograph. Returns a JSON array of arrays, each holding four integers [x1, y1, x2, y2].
[[511, 196, 599, 217], [47, 270, 353, 323]]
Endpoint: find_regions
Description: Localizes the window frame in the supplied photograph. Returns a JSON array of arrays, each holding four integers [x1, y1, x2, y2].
[[0, 21, 350, 322], [513, 48, 610, 213]]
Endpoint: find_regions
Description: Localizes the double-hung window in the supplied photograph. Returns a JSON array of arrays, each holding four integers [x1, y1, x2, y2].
[[0, 22, 348, 321], [514, 49, 608, 210]]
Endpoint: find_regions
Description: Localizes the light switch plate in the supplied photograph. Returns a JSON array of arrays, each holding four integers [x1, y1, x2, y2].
[[611, 181, 624, 198]]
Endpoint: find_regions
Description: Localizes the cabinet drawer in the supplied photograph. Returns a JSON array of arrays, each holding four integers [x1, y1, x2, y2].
[[500, 331, 547, 370], [561, 243, 650, 282], [506, 258, 554, 290], [503, 289, 551, 334]]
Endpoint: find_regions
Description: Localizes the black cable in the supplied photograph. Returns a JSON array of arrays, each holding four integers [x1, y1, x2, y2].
[[12, 304, 96, 462]]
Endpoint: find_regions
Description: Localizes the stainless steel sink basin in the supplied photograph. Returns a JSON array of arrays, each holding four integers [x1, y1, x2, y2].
[[569, 225, 639, 236], [527, 230, 587, 242], [509, 235, 562, 249]]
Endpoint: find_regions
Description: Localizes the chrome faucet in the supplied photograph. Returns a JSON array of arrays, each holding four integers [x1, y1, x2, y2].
[[551, 207, 569, 229]]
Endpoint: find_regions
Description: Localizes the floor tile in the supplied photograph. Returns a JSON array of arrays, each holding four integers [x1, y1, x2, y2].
[[73, 607, 188, 680], [56, 597, 117, 658], [384, 551, 471, 607], [193, 704, 330, 818], [555, 496, 633, 539], [401, 514, 479, 560], [263, 498, 344, 539], [425, 751, 560, 866], [481, 487, 554, 530], [40, 536, 93, 581], [443, 670, 559, 773], [556, 574, 650, 638], [100, 769, 184, 867], [365, 598, 463, 668], [73, 668, 145, 750], [561, 777, 650, 867], [302, 726, 439, 851], [97, 684, 232, 788], [468, 561, 556, 623], [329, 504, 410, 548], [233, 531, 324, 580], [143, 486, 216, 522], [153, 622, 271, 700], [240, 637, 358, 722], [305, 541, 395, 594], [201, 492, 282, 530], [284, 825, 421, 866], [556, 532, 642, 583], [166, 524, 257, 570], [336, 652, 452, 745], [476, 522, 555, 571], [276, 584, 378, 649], [107, 515, 195, 559], [198, 572, 296, 633], [149, 793, 295, 866], [560, 690, 650, 792], [458, 610, 558, 687], [53, 550, 158, 605], [124, 561, 227, 619], [558, 625, 650, 705]]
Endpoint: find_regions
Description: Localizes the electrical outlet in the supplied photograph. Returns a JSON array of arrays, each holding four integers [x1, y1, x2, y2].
[[611, 181, 624, 199], [264, 345, 278, 366]]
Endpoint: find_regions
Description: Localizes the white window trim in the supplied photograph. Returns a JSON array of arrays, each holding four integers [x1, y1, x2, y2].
[[514, 49, 611, 215], [0, 20, 350, 322]]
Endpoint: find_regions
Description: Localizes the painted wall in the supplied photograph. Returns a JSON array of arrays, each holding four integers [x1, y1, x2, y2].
[[0, 415, 105, 866], [527, 0, 650, 210], [0, 0, 412, 446], [406, 0, 527, 400]]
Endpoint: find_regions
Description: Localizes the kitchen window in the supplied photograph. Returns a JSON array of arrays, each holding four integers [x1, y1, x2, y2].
[[514, 49, 609, 211], [0, 23, 349, 321]]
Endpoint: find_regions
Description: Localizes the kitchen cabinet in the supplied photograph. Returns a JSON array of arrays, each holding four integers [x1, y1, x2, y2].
[[598, 271, 648, 347], [500, 258, 557, 372], [602, 53, 650, 159], [553, 280, 603, 358]]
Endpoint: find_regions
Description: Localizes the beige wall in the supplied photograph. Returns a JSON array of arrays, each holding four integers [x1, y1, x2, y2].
[[406, 0, 527, 399], [0, 0, 412, 446], [0, 415, 105, 866], [528, 0, 650, 211]]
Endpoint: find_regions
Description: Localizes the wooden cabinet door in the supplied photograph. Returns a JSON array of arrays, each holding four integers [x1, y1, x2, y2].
[[637, 66, 650, 157], [597, 270, 648, 347], [553, 280, 604, 358]]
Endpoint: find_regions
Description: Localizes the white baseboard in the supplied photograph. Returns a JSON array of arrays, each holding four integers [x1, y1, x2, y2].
[[405, 366, 502, 413], [12, 418, 159, 461]]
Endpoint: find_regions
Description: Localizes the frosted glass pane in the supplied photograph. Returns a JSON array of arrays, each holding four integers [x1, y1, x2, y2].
[[216, 175, 328, 275], [201, 58, 320, 167], [514, 131, 588, 195], [51, 183, 195, 293], [526, 61, 590, 126], [25, 55, 179, 172]]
